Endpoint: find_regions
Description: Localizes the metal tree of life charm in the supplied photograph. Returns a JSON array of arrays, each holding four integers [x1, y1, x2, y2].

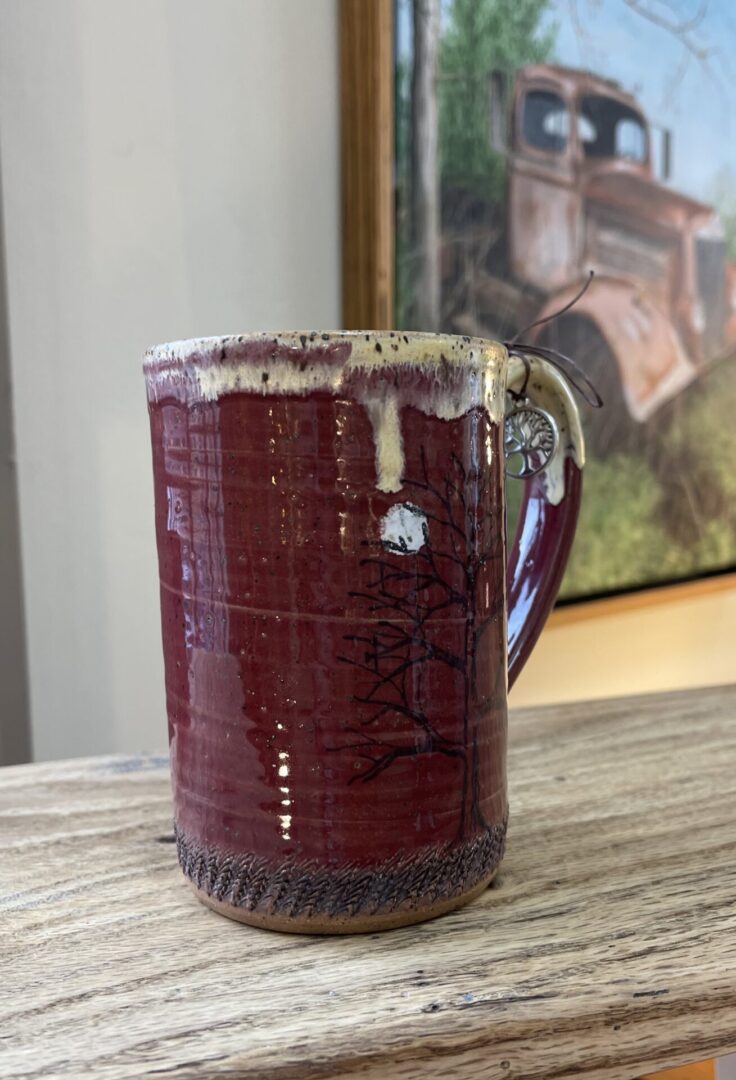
[[504, 402, 559, 479]]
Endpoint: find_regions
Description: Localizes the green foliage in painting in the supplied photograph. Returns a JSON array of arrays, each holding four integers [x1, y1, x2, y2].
[[560, 362, 736, 598], [395, 0, 555, 324], [439, 0, 555, 199]]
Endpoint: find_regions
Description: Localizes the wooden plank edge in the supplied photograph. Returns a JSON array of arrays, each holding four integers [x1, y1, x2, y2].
[[551, 572, 736, 628]]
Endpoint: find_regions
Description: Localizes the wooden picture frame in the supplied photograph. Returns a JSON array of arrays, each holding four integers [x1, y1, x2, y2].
[[340, 0, 394, 331], [338, 0, 736, 622]]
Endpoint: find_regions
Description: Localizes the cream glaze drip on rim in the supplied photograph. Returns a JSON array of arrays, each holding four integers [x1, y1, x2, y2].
[[144, 331, 508, 494]]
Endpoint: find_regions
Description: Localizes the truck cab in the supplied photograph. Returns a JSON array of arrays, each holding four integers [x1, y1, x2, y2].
[[509, 65, 653, 290]]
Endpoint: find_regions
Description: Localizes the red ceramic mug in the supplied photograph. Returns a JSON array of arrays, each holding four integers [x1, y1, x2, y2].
[[144, 332, 583, 933]]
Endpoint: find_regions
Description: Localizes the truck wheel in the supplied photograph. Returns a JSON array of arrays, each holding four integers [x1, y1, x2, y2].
[[537, 316, 635, 457]]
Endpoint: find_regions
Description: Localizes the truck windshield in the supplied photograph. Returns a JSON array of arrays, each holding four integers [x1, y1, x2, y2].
[[579, 95, 647, 162], [522, 89, 569, 153]]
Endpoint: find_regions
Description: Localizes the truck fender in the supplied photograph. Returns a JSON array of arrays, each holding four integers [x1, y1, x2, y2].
[[527, 276, 697, 421]]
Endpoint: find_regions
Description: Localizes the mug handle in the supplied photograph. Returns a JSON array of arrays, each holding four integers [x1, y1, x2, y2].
[[505, 353, 585, 688]]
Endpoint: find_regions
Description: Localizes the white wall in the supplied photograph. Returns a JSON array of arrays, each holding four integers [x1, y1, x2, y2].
[[0, 0, 340, 760]]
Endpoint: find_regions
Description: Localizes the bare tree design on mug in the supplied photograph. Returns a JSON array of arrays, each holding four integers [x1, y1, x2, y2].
[[333, 432, 505, 842]]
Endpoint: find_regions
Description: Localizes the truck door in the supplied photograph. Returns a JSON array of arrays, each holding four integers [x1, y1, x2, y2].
[[509, 84, 582, 292]]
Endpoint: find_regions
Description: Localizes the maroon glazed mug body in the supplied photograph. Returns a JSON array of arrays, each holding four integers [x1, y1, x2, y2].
[[144, 332, 583, 932]]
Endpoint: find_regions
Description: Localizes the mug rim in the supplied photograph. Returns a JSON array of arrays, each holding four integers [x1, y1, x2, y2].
[[144, 330, 507, 371]]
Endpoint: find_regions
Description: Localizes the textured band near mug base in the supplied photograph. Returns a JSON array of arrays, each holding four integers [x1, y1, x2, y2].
[[175, 817, 507, 934]]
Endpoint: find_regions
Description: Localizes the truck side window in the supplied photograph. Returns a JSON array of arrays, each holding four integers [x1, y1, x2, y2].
[[522, 90, 569, 153], [616, 118, 646, 162]]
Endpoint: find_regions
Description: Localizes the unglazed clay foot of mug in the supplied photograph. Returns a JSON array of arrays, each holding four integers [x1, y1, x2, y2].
[[174, 820, 507, 935], [191, 872, 497, 934]]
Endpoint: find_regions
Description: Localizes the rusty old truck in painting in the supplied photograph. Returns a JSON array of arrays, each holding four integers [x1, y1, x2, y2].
[[445, 64, 736, 446]]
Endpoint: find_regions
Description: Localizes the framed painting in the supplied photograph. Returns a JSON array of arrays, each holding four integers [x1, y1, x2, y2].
[[341, 0, 736, 606]]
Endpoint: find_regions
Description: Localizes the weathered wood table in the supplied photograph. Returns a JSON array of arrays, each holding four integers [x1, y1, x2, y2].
[[2, 686, 735, 1079]]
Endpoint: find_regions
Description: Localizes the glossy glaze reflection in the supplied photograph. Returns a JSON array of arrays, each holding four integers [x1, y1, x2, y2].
[[151, 389, 508, 858]]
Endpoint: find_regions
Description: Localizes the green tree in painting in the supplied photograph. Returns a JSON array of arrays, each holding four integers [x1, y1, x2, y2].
[[395, 0, 556, 325], [439, 0, 555, 200], [710, 166, 736, 262]]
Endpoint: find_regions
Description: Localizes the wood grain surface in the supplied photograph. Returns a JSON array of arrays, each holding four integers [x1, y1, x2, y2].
[[340, 0, 394, 330], [2, 685, 735, 1079]]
